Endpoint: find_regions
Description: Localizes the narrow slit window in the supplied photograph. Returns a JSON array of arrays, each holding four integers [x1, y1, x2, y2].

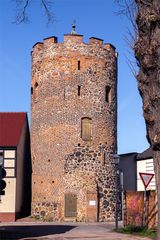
[[78, 61, 80, 70], [105, 86, 111, 103], [103, 152, 106, 165], [81, 117, 92, 141], [31, 87, 33, 95], [78, 85, 81, 96]]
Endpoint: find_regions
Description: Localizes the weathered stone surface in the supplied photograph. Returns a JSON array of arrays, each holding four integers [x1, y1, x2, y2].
[[31, 34, 117, 222]]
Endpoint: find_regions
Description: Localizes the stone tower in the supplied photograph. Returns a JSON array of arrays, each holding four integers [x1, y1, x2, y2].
[[31, 32, 118, 222]]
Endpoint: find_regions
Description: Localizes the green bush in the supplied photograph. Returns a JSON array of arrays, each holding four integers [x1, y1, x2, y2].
[[115, 225, 157, 239]]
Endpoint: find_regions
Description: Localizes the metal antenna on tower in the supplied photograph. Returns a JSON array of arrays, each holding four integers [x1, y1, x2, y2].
[[71, 20, 77, 34]]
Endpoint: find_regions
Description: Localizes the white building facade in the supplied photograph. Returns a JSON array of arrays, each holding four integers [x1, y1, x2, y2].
[[136, 148, 155, 191]]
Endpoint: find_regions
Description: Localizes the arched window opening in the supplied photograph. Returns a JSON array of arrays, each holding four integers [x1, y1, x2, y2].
[[35, 82, 38, 88], [34, 82, 39, 99], [105, 86, 111, 103], [81, 117, 92, 141]]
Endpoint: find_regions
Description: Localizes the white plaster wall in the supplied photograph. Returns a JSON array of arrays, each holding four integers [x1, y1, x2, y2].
[[137, 158, 156, 191], [0, 178, 16, 212]]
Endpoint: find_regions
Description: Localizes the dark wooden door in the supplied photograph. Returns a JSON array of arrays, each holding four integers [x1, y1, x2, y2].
[[65, 193, 77, 217]]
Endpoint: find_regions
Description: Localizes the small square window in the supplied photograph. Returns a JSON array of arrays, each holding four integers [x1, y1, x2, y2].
[[4, 159, 15, 168], [4, 150, 15, 159], [5, 168, 15, 177]]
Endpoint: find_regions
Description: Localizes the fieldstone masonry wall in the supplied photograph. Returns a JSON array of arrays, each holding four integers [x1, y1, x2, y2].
[[64, 144, 116, 221], [31, 34, 118, 221]]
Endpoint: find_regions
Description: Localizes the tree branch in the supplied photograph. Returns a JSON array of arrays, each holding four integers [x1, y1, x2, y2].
[[41, 0, 54, 24], [13, 0, 31, 24], [114, 0, 138, 76], [13, 0, 54, 24]]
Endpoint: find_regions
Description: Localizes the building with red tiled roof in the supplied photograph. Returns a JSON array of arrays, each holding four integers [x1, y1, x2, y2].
[[0, 112, 31, 222], [0, 112, 26, 147]]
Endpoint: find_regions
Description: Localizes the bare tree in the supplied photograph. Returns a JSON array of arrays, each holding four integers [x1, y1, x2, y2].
[[116, 0, 160, 238], [135, 1, 160, 238], [115, 0, 137, 33], [13, 0, 54, 24]]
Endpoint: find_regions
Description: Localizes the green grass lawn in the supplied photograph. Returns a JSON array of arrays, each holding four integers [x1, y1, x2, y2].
[[115, 225, 157, 239]]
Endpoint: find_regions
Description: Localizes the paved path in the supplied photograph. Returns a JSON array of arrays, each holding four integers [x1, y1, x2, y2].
[[0, 222, 152, 240]]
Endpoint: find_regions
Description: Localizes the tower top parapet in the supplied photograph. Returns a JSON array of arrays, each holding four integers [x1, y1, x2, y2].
[[31, 34, 117, 59], [32, 35, 116, 49], [64, 34, 83, 43], [89, 37, 103, 45]]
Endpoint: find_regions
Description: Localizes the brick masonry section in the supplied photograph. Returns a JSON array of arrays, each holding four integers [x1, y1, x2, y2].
[[0, 213, 16, 222], [31, 34, 118, 222]]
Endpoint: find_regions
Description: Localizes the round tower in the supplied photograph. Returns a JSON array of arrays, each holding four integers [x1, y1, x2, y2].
[[31, 32, 118, 222]]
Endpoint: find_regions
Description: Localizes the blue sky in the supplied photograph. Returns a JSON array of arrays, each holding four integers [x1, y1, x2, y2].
[[0, 0, 149, 154]]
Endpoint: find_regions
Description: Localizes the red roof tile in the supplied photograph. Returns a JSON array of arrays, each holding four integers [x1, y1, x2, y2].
[[0, 112, 27, 147]]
